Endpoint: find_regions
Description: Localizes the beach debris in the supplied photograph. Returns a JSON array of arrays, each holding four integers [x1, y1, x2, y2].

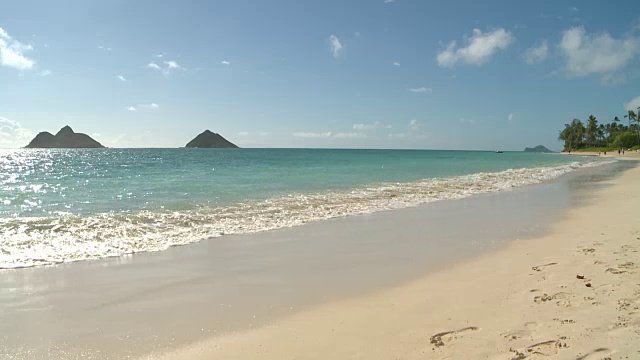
[[576, 275, 585, 279], [585, 283, 592, 287]]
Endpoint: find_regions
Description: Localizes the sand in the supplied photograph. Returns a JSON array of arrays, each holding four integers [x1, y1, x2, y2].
[[147, 161, 640, 360], [563, 150, 640, 158]]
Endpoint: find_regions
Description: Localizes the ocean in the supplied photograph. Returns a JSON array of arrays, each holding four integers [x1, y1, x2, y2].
[[0, 148, 607, 268]]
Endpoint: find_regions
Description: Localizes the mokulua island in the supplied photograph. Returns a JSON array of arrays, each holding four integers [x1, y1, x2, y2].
[[25, 126, 105, 148], [185, 130, 239, 148]]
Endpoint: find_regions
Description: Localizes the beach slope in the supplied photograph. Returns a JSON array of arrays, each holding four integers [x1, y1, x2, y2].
[[148, 162, 640, 359]]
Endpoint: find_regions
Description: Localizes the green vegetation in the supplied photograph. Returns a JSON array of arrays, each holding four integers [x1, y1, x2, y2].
[[558, 109, 640, 152]]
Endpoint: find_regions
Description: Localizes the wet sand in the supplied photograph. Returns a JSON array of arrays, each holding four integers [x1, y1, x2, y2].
[[0, 161, 636, 359]]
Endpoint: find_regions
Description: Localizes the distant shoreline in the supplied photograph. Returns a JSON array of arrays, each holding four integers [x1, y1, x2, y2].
[[561, 150, 640, 158]]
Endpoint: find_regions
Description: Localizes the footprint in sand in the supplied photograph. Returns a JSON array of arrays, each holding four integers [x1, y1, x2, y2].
[[534, 293, 553, 303], [553, 318, 575, 325], [621, 245, 638, 253], [531, 263, 557, 272], [533, 292, 576, 307], [618, 261, 637, 270], [605, 267, 626, 275], [617, 299, 633, 311], [509, 339, 568, 359], [502, 322, 540, 341], [576, 347, 613, 360], [429, 326, 479, 348], [581, 248, 596, 254]]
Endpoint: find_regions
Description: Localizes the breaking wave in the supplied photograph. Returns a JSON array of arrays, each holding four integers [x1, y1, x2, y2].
[[0, 160, 614, 268]]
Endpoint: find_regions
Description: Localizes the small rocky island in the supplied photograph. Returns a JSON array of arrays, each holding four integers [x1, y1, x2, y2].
[[25, 126, 105, 148], [185, 130, 238, 148], [524, 145, 553, 153]]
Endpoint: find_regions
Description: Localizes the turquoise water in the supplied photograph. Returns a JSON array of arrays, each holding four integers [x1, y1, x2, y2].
[[0, 148, 602, 268]]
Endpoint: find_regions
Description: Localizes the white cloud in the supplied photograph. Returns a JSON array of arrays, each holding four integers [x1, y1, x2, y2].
[[508, 113, 514, 121], [388, 133, 406, 138], [384, 0, 395, 3], [408, 87, 432, 93], [409, 119, 423, 131], [437, 28, 514, 67], [559, 26, 640, 80], [164, 60, 181, 69], [98, 45, 112, 51], [38, 69, 52, 77], [156, 54, 164, 58], [292, 131, 367, 139], [353, 121, 392, 131], [127, 103, 159, 111], [0, 27, 35, 70], [393, 61, 400, 66], [221, 60, 230, 65], [570, 6, 578, 12], [259, 131, 270, 136], [329, 35, 343, 58], [624, 96, 640, 111], [523, 40, 549, 64], [238, 131, 249, 136], [146, 62, 162, 70], [0, 117, 33, 148], [117, 75, 126, 81], [147, 60, 184, 74], [334, 132, 367, 138], [293, 132, 333, 138]]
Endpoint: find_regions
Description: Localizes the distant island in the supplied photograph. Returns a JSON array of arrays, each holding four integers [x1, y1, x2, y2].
[[524, 145, 553, 153], [185, 130, 238, 148], [25, 126, 105, 148]]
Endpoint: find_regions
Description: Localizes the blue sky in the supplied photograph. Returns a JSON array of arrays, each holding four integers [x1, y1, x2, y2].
[[1, 0, 640, 150]]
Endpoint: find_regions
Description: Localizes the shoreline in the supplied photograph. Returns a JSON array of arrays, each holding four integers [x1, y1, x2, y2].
[[562, 150, 640, 158], [1, 160, 637, 359], [0, 156, 610, 269], [148, 160, 640, 359]]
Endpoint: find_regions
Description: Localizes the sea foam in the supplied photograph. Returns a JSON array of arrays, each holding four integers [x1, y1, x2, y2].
[[0, 160, 615, 268]]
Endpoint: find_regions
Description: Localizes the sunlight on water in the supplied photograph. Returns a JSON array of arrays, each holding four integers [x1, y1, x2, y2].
[[0, 148, 611, 268]]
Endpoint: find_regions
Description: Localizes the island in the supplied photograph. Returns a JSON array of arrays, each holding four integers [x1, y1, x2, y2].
[[25, 126, 105, 148], [524, 145, 553, 153], [185, 130, 239, 148]]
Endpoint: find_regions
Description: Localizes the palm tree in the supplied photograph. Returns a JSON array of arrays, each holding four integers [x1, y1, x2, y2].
[[559, 119, 586, 151], [624, 110, 636, 129], [586, 115, 598, 147], [636, 107, 640, 146]]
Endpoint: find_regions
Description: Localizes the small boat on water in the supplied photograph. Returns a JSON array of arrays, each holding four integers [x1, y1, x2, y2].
[[495, 150, 503, 153]]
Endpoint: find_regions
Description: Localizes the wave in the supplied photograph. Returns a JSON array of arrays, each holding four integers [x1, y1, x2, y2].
[[0, 160, 615, 269]]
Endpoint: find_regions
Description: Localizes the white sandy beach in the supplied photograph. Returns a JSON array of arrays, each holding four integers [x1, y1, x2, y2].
[[148, 161, 640, 359]]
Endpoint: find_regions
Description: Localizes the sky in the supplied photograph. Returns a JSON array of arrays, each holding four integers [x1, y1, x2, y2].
[[1, 0, 640, 151]]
